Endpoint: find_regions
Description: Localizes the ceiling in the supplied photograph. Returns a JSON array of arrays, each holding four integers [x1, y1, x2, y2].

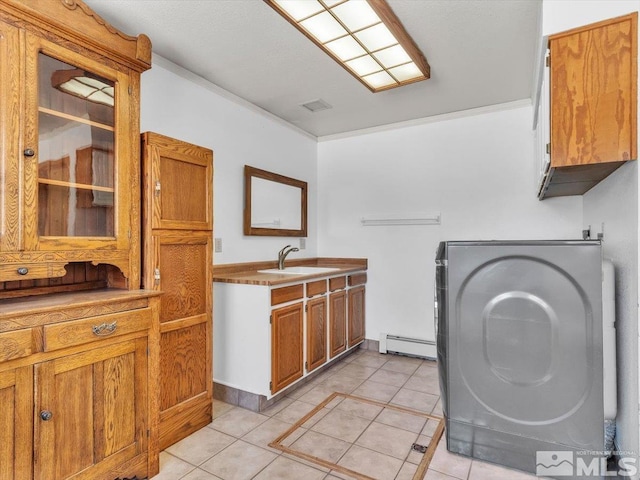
[[83, 0, 542, 137]]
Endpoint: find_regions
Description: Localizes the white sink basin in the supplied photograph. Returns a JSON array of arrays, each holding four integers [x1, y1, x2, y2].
[[258, 266, 340, 275]]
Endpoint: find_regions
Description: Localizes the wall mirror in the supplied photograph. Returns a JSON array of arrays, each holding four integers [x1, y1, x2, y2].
[[244, 165, 307, 237]]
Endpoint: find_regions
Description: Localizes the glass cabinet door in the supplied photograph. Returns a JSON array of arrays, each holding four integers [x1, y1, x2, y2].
[[37, 53, 115, 238], [23, 35, 131, 252]]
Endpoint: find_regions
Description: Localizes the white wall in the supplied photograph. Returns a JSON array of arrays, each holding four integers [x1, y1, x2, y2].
[[542, 0, 640, 467], [140, 55, 318, 263], [317, 105, 583, 343]]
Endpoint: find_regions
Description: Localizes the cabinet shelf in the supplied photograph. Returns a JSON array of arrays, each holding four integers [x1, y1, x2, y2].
[[39, 106, 114, 132], [38, 178, 114, 193]]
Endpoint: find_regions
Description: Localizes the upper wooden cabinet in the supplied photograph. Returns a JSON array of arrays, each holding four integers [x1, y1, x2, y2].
[[142, 132, 213, 231], [0, 0, 150, 284], [538, 13, 637, 199]]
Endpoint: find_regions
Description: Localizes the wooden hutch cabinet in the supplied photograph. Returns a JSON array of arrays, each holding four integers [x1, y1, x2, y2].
[[0, 2, 158, 480]]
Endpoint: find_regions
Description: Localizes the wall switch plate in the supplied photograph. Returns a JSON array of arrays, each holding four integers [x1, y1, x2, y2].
[[299, 238, 306, 250], [214, 238, 222, 253]]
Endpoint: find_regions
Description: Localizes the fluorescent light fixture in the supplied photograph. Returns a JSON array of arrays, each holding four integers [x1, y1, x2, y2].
[[51, 68, 115, 106], [361, 213, 441, 226], [265, 0, 430, 92]]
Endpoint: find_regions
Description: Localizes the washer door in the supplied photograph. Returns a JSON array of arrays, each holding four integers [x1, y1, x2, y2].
[[446, 244, 603, 448]]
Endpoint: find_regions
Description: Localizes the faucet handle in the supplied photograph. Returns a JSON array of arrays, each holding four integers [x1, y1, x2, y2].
[[279, 245, 291, 256]]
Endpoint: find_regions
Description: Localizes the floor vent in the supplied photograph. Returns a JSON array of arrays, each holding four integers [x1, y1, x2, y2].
[[379, 334, 436, 359]]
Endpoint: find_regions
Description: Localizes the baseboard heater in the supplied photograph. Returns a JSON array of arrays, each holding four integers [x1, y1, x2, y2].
[[379, 334, 437, 360]]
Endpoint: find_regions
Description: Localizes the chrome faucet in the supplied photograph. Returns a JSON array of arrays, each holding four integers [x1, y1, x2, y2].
[[278, 245, 299, 270]]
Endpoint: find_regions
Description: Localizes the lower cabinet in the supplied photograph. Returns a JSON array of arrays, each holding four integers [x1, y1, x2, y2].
[[348, 285, 366, 347], [329, 290, 347, 358], [271, 303, 304, 393], [35, 338, 148, 480], [0, 291, 158, 480], [306, 296, 327, 372]]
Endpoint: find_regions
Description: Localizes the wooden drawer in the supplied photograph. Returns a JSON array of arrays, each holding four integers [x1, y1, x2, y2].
[[329, 276, 346, 291], [0, 328, 40, 362], [43, 308, 151, 352], [271, 284, 303, 306], [0, 262, 67, 282], [348, 273, 367, 286], [306, 279, 327, 298]]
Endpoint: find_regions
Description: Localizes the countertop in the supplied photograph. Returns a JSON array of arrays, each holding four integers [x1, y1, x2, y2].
[[212, 257, 367, 286]]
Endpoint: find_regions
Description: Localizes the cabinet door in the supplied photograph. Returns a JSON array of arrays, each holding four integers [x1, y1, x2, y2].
[[307, 296, 327, 372], [152, 232, 212, 450], [550, 14, 637, 167], [348, 286, 365, 347], [22, 33, 134, 253], [271, 303, 304, 394], [142, 132, 213, 231], [329, 290, 347, 358], [34, 338, 148, 480], [0, 366, 33, 480]]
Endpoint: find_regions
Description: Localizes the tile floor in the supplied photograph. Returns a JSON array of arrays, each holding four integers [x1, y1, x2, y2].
[[150, 349, 541, 480]]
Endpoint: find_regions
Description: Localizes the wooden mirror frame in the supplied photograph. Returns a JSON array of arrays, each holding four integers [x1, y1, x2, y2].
[[244, 165, 308, 237]]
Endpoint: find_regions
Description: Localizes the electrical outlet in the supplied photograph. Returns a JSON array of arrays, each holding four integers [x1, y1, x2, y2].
[[299, 238, 306, 250], [214, 238, 222, 253]]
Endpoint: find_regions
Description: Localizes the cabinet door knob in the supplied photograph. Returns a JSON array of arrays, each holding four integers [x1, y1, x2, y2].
[[17, 267, 29, 276], [40, 410, 53, 421], [23, 148, 35, 157]]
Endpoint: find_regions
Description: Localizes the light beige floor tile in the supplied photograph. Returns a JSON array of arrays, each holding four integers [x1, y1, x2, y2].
[[319, 375, 363, 394], [286, 381, 316, 399], [326, 470, 360, 479], [150, 452, 196, 480], [425, 469, 460, 480], [413, 363, 440, 379], [391, 388, 439, 413], [337, 445, 403, 480], [273, 400, 318, 424], [212, 400, 236, 419], [352, 380, 400, 403], [281, 452, 331, 473], [350, 354, 389, 368], [396, 461, 419, 480], [355, 421, 419, 460], [180, 468, 224, 480], [335, 397, 383, 420], [281, 427, 308, 447], [302, 405, 332, 428], [375, 407, 427, 434], [298, 385, 342, 405], [208, 408, 269, 437], [429, 443, 472, 479], [260, 396, 294, 416], [200, 440, 277, 480], [253, 456, 326, 480], [166, 426, 235, 465], [404, 374, 441, 395], [311, 409, 372, 443], [241, 417, 295, 452], [431, 398, 443, 416], [290, 430, 352, 462], [368, 369, 410, 387], [380, 357, 421, 375], [422, 419, 442, 437], [338, 363, 378, 380], [469, 459, 539, 479]]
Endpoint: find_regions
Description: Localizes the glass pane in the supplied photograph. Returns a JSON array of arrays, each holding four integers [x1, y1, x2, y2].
[[330, 0, 380, 32], [37, 53, 116, 238]]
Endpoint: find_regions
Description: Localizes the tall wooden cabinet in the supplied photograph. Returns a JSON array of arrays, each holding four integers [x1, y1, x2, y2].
[[142, 132, 214, 450], [538, 13, 637, 199], [0, 2, 158, 479]]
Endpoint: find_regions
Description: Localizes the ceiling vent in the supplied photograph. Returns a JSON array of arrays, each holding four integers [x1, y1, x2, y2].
[[300, 99, 332, 113]]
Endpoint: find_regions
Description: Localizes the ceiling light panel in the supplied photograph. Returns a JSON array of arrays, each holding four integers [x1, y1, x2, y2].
[[265, 0, 430, 92], [331, 0, 380, 31]]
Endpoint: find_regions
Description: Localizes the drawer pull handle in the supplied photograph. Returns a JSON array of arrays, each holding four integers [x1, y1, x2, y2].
[[92, 321, 117, 336], [40, 410, 53, 421], [17, 267, 29, 275]]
